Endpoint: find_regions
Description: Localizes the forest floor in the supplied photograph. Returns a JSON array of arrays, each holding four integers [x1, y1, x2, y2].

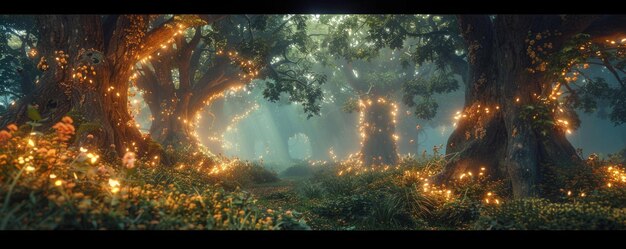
[[2, 118, 626, 230], [247, 157, 626, 230], [248, 177, 351, 230]]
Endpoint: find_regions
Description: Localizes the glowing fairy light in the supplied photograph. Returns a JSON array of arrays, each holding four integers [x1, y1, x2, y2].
[[604, 165, 626, 188], [109, 179, 121, 193], [87, 153, 99, 164], [224, 103, 260, 132]]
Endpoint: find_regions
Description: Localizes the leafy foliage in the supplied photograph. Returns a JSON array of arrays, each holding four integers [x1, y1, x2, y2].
[[545, 33, 626, 125], [475, 198, 626, 230], [210, 15, 326, 118], [0, 15, 39, 106], [403, 67, 459, 119], [0, 119, 303, 230], [313, 15, 464, 121]]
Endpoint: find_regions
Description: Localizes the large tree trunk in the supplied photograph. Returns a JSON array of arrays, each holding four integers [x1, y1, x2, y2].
[[359, 98, 399, 166], [48, 16, 148, 156], [435, 15, 599, 198], [146, 97, 199, 150], [137, 46, 241, 152], [2, 15, 198, 159]]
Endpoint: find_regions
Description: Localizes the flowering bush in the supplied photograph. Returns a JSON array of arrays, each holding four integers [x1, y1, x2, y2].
[[294, 153, 626, 230], [0, 119, 307, 230]]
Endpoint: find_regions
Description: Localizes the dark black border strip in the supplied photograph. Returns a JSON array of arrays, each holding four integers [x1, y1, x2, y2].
[[2, 0, 625, 14]]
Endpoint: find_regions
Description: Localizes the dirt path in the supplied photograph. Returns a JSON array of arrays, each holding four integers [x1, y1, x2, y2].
[[245, 178, 344, 230]]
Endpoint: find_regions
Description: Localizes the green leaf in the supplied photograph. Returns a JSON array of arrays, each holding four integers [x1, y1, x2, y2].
[[29, 192, 37, 204], [26, 104, 42, 121], [26, 121, 42, 127]]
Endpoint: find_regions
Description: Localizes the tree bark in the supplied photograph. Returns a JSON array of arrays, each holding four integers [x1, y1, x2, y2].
[[137, 43, 241, 151], [359, 98, 400, 166], [434, 15, 605, 198], [1, 15, 204, 158], [341, 62, 400, 166]]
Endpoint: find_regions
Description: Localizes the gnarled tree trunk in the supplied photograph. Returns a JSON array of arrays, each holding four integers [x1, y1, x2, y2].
[[137, 42, 241, 151], [434, 15, 612, 198], [1, 15, 204, 158]]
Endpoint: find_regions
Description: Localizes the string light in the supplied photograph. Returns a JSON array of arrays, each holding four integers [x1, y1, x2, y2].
[[28, 48, 38, 58], [109, 179, 121, 194]]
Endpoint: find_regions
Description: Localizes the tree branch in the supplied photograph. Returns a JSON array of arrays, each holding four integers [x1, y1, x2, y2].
[[135, 14, 218, 61], [189, 71, 241, 112], [192, 57, 232, 94], [600, 56, 625, 87]]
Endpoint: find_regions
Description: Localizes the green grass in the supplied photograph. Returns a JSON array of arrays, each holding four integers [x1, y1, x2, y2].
[[253, 155, 626, 230]]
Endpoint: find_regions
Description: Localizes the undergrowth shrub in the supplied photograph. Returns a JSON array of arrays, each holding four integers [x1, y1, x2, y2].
[[0, 120, 305, 230], [297, 181, 325, 199], [475, 198, 626, 230]]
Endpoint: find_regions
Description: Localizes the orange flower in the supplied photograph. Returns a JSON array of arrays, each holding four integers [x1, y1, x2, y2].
[[46, 149, 57, 157], [62, 116, 73, 124], [0, 130, 11, 142], [6, 124, 18, 132], [52, 120, 75, 141], [37, 148, 48, 154]]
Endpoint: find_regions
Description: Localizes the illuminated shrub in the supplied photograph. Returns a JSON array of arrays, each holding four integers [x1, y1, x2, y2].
[[0, 121, 305, 230]]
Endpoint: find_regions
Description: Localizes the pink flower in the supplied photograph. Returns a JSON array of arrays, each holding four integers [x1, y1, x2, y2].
[[122, 152, 136, 169]]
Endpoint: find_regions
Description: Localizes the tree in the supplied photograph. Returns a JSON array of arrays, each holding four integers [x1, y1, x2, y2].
[[135, 26, 240, 150], [0, 15, 209, 157], [0, 15, 39, 114], [311, 15, 461, 166], [135, 15, 327, 151], [347, 14, 625, 198], [434, 15, 626, 198]]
